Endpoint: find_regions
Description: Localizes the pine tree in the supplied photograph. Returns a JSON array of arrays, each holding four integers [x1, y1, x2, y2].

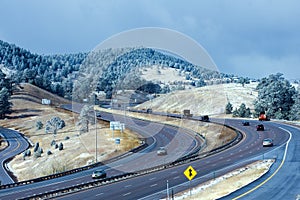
[[225, 102, 233, 114], [290, 90, 300, 120], [254, 73, 296, 120], [0, 87, 12, 119]]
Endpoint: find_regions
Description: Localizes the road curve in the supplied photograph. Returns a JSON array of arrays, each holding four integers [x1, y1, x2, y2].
[[0, 107, 200, 200], [34, 119, 291, 200], [223, 122, 300, 200], [0, 128, 29, 185]]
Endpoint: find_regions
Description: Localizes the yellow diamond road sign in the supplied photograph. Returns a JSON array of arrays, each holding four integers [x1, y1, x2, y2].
[[184, 166, 197, 181]]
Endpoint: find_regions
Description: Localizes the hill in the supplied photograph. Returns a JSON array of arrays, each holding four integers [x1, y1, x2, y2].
[[135, 83, 258, 116], [0, 40, 243, 102], [12, 83, 71, 106]]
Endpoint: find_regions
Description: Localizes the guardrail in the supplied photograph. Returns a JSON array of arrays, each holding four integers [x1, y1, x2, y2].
[[0, 141, 148, 190], [19, 127, 243, 200], [1, 106, 241, 199]]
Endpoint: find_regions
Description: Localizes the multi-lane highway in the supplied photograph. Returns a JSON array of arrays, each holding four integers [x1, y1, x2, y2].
[[223, 123, 300, 200], [0, 106, 298, 200], [52, 119, 292, 200], [0, 108, 201, 200]]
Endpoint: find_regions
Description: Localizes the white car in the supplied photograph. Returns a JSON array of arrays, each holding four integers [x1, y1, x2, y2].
[[92, 169, 107, 179], [157, 147, 167, 156], [263, 138, 273, 147]]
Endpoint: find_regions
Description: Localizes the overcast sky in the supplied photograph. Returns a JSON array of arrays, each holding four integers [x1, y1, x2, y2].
[[0, 0, 299, 80]]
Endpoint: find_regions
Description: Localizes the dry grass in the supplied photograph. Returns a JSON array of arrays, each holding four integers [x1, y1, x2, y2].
[[95, 107, 237, 152], [172, 159, 274, 200], [136, 83, 258, 116], [0, 84, 140, 181]]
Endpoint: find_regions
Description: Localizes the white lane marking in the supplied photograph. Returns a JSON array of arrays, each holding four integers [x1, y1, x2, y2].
[[151, 184, 158, 187], [149, 177, 156, 180], [125, 184, 132, 188], [113, 164, 123, 168], [96, 193, 104, 197], [233, 127, 292, 199], [173, 176, 180, 180], [123, 192, 131, 196], [227, 159, 231, 162], [171, 171, 177, 174]]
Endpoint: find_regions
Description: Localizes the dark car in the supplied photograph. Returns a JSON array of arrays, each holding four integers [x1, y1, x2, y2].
[[201, 115, 210, 122], [96, 111, 101, 118], [256, 124, 264, 131], [242, 121, 250, 126], [92, 169, 107, 179]]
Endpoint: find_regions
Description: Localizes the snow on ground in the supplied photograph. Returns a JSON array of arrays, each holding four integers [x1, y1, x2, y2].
[[137, 83, 258, 116], [166, 159, 274, 200]]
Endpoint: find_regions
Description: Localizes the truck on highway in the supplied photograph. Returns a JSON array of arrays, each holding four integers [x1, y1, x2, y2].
[[258, 111, 270, 121]]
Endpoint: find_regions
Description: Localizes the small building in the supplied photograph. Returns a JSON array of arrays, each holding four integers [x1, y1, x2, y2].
[[42, 99, 51, 105]]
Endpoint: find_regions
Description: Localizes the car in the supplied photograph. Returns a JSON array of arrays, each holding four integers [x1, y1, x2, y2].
[[256, 124, 264, 131], [200, 115, 210, 122], [96, 112, 101, 118], [92, 169, 107, 179], [263, 138, 273, 147], [157, 147, 167, 156], [242, 121, 250, 126]]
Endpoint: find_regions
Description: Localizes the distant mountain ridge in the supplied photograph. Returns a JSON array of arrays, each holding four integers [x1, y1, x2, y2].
[[0, 40, 240, 101]]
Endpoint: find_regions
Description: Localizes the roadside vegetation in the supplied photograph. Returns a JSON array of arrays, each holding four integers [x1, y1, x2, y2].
[[0, 84, 140, 181]]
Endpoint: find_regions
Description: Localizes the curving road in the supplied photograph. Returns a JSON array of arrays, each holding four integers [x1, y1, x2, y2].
[[38, 119, 293, 200], [0, 107, 200, 200], [0, 108, 297, 200], [0, 128, 29, 185], [223, 122, 300, 200]]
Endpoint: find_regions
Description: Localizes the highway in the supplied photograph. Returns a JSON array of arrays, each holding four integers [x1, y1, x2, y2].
[[0, 106, 297, 199], [50, 119, 291, 200], [0, 128, 29, 185], [0, 107, 201, 200], [223, 122, 300, 200]]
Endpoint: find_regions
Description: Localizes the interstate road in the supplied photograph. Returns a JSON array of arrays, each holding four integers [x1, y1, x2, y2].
[[0, 106, 201, 200], [0, 128, 29, 185], [42, 119, 292, 200], [222, 122, 300, 200]]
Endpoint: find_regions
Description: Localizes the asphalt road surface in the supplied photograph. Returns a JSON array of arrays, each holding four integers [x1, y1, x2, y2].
[[0, 128, 29, 185], [0, 105, 296, 200], [0, 106, 200, 200], [222, 122, 300, 200], [53, 119, 291, 200]]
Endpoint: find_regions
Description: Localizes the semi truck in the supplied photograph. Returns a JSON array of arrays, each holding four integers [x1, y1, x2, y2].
[[259, 111, 270, 121]]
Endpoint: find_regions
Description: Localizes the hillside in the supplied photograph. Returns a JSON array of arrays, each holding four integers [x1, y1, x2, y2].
[[0, 83, 140, 181], [135, 83, 258, 116], [12, 83, 71, 106], [0, 39, 242, 102]]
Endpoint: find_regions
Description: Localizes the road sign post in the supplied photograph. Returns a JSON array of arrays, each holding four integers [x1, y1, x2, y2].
[[184, 166, 197, 197]]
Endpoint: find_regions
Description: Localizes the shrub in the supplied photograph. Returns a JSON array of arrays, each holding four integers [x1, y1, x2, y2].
[[36, 120, 43, 130], [51, 140, 56, 146], [34, 142, 39, 152], [58, 142, 63, 151], [34, 150, 41, 158], [47, 150, 52, 155], [38, 147, 43, 154], [26, 149, 31, 157]]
